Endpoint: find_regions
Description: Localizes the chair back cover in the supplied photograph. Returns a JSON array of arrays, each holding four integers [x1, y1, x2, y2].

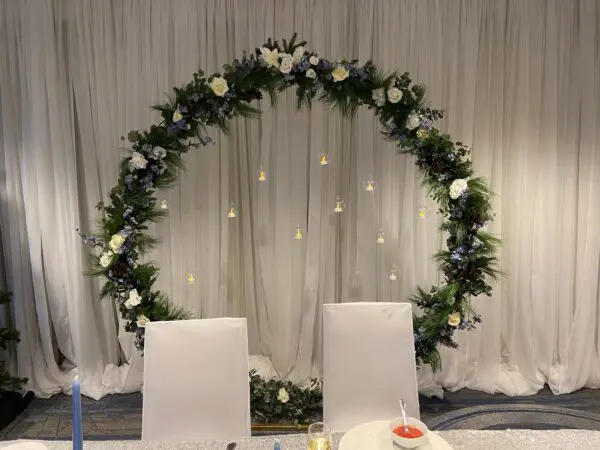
[[142, 318, 251, 441], [323, 302, 420, 432]]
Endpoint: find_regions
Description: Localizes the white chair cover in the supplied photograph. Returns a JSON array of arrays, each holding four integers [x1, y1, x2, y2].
[[142, 318, 251, 441], [323, 302, 420, 432]]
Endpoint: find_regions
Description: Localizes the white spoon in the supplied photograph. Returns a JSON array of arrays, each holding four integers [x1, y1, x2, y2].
[[399, 399, 409, 433]]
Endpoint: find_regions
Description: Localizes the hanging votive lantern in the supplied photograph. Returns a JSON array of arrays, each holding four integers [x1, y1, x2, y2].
[[160, 199, 168, 210], [363, 179, 376, 192], [376, 230, 385, 244], [258, 167, 267, 182], [388, 265, 399, 281], [418, 207, 426, 218], [227, 203, 238, 218], [187, 273, 195, 284], [294, 225, 304, 240], [319, 154, 329, 166], [334, 196, 345, 213]]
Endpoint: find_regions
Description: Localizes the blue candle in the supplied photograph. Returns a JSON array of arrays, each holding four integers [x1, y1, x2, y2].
[[72, 376, 83, 450]]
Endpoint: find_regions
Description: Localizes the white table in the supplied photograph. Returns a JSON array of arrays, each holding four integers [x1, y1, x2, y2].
[[3, 431, 600, 449]]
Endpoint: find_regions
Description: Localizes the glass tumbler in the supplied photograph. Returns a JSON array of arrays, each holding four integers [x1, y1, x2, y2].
[[307, 422, 332, 450]]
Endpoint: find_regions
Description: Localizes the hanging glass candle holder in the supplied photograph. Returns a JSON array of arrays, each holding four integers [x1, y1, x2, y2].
[[334, 196, 345, 213]]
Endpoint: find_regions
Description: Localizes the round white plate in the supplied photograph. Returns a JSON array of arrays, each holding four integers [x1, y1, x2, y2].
[[1, 443, 48, 450], [338, 421, 452, 450]]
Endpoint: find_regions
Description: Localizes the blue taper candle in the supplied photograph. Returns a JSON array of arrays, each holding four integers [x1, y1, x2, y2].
[[72, 376, 83, 450]]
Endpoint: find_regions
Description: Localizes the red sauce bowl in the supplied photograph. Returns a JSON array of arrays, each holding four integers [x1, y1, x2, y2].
[[389, 417, 428, 448], [393, 424, 424, 439]]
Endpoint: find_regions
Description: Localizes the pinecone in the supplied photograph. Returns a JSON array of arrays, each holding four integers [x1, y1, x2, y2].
[[111, 260, 131, 279]]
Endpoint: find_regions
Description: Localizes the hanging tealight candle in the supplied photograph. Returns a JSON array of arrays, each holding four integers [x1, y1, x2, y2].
[[294, 225, 304, 240], [376, 230, 385, 244], [227, 203, 238, 218], [363, 178, 376, 192], [418, 207, 426, 218], [319, 154, 329, 166], [187, 273, 195, 284], [160, 199, 168, 210], [334, 196, 345, 213], [388, 265, 399, 281], [258, 167, 267, 181]]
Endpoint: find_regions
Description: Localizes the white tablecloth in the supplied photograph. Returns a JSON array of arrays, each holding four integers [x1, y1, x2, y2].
[[3, 430, 600, 449]]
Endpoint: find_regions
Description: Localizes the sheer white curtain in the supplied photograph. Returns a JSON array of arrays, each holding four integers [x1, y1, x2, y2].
[[0, 0, 599, 399]]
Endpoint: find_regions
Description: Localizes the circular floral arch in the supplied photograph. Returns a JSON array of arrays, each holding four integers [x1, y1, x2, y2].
[[83, 35, 499, 374]]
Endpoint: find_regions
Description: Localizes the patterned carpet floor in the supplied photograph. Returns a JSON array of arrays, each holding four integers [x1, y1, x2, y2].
[[3, 386, 600, 440]]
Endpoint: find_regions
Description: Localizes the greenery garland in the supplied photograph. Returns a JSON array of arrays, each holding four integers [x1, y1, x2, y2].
[[81, 35, 499, 422]]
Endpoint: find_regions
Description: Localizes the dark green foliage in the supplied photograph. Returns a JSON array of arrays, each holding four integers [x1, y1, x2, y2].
[[0, 292, 28, 390]]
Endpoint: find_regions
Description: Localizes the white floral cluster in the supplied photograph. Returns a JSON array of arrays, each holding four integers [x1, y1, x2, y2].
[[128, 144, 168, 172], [449, 178, 468, 199], [259, 46, 352, 83], [277, 387, 289, 403], [372, 86, 403, 107]]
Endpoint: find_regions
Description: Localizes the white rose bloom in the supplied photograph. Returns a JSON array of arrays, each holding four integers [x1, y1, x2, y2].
[[172, 110, 183, 122], [260, 47, 280, 68], [372, 88, 385, 107], [387, 87, 403, 104], [125, 289, 142, 309], [406, 112, 421, 130], [306, 68, 317, 79], [292, 46, 305, 63], [99, 251, 113, 268], [109, 234, 126, 252], [129, 152, 148, 170], [309, 55, 319, 66], [137, 315, 150, 328], [209, 77, 229, 97], [449, 178, 469, 200], [331, 65, 349, 82], [277, 387, 290, 404], [279, 54, 294, 74], [448, 312, 461, 327], [150, 146, 167, 160]]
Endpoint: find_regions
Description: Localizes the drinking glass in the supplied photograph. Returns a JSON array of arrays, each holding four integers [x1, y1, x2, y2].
[[307, 422, 332, 450]]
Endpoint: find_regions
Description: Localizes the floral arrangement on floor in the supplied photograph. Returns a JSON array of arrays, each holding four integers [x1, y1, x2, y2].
[[249, 370, 322, 424], [80, 34, 499, 422]]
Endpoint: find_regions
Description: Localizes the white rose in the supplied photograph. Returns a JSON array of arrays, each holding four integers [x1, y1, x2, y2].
[[125, 289, 142, 309], [129, 152, 148, 170], [99, 251, 113, 268], [109, 234, 126, 252], [172, 110, 183, 122], [277, 387, 290, 404], [292, 46, 305, 63], [449, 178, 469, 200], [372, 88, 385, 107], [448, 312, 461, 327], [387, 87, 403, 104], [209, 77, 229, 97], [306, 68, 317, 79], [406, 112, 421, 130], [309, 55, 319, 66], [260, 47, 280, 68], [331, 65, 349, 82], [137, 314, 150, 328], [279, 54, 293, 74], [150, 146, 167, 160]]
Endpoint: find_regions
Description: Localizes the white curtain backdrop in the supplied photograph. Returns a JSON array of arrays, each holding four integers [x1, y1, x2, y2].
[[0, 0, 599, 399]]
